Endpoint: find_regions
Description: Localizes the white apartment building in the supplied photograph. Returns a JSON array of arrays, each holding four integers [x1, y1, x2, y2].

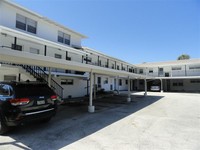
[[0, 0, 143, 107], [0, 0, 199, 110], [136, 59, 200, 92]]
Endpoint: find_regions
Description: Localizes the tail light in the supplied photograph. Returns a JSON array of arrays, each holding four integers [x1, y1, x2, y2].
[[10, 98, 30, 106], [51, 95, 57, 101]]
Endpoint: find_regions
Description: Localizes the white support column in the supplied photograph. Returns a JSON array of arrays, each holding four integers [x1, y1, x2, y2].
[[116, 76, 119, 94], [130, 79, 132, 91], [48, 67, 51, 87], [117, 76, 120, 94], [160, 79, 163, 93], [94, 73, 96, 99], [127, 76, 131, 102], [88, 71, 95, 113], [144, 78, 147, 96]]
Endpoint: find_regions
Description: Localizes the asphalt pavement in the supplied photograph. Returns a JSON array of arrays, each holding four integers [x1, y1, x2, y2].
[[0, 92, 200, 150]]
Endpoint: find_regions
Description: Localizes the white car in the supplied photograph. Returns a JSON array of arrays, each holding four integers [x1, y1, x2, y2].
[[150, 86, 160, 91]]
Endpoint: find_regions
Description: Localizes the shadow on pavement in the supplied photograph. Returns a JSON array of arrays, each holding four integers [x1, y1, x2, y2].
[[0, 94, 163, 149]]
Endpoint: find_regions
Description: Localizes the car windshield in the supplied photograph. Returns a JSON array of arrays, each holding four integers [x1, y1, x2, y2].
[[15, 84, 54, 97]]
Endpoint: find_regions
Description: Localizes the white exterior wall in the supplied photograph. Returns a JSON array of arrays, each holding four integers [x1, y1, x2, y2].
[[53, 77, 87, 98], [119, 78, 128, 91], [90, 55, 98, 65], [170, 79, 200, 92], [0, 1, 83, 47], [0, 65, 36, 82], [145, 65, 200, 77], [70, 53, 82, 63]]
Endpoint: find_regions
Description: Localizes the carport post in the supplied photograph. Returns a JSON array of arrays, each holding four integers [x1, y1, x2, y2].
[[48, 67, 51, 87], [94, 73, 96, 99], [117, 76, 120, 94], [144, 78, 147, 96], [127, 76, 131, 102], [88, 71, 95, 113], [160, 79, 163, 93]]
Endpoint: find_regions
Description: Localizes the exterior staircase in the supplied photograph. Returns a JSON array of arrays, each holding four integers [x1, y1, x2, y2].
[[0, 62, 63, 98], [21, 65, 63, 98]]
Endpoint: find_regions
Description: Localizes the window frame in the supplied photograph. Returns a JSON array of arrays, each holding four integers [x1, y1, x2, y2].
[[55, 54, 62, 59], [58, 31, 71, 45], [16, 14, 37, 34], [61, 79, 74, 85]]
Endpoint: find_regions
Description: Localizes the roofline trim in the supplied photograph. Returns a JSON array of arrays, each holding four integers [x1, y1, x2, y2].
[[3, 0, 87, 38]]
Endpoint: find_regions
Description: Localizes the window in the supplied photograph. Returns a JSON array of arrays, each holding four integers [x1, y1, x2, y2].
[[104, 78, 108, 84], [55, 54, 62, 59], [189, 66, 200, 70], [58, 31, 70, 45], [105, 62, 108, 68], [11, 44, 22, 51], [30, 48, 39, 54], [4, 75, 16, 81], [139, 69, 143, 74], [16, 14, 26, 30], [61, 79, 73, 85], [119, 79, 122, 86], [126, 80, 128, 85], [97, 77, 101, 88], [173, 81, 183, 86], [27, 18, 37, 34], [172, 67, 181, 70], [16, 14, 37, 34], [112, 64, 115, 69], [190, 79, 200, 83], [117, 65, 119, 70], [149, 69, 153, 73]]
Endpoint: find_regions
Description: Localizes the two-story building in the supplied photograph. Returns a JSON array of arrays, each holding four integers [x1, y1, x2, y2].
[[136, 59, 200, 92], [0, 0, 143, 103], [0, 0, 199, 105]]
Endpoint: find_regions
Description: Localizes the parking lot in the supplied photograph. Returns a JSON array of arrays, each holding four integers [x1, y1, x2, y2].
[[0, 92, 200, 150]]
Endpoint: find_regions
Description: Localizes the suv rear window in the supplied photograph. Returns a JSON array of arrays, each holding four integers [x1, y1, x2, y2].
[[15, 84, 54, 97]]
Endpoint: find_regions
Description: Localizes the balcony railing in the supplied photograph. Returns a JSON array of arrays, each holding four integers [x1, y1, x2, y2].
[[142, 70, 200, 77]]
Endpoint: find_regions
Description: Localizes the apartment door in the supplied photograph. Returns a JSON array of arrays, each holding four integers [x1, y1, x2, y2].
[[158, 68, 164, 76], [97, 77, 101, 88]]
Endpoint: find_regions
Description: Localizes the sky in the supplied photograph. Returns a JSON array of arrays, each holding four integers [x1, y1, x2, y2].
[[12, 0, 200, 64]]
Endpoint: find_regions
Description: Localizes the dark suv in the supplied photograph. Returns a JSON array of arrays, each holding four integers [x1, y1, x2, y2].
[[0, 81, 57, 134]]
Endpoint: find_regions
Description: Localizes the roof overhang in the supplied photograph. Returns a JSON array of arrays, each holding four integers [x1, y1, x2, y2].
[[2, 0, 87, 39]]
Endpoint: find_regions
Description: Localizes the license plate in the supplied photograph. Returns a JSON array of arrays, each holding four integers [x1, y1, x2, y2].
[[37, 100, 45, 105]]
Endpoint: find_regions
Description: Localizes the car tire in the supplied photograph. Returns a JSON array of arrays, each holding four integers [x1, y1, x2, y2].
[[0, 115, 9, 135]]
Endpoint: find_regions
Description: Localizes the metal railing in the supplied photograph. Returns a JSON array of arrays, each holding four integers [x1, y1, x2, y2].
[[21, 65, 63, 98]]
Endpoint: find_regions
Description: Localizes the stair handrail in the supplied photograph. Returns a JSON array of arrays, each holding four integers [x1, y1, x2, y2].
[[21, 65, 64, 98]]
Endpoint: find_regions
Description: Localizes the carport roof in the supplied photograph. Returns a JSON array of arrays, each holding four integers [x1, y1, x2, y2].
[[0, 48, 149, 79]]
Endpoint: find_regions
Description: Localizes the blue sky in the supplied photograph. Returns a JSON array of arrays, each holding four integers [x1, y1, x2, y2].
[[13, 0, 200, 64]]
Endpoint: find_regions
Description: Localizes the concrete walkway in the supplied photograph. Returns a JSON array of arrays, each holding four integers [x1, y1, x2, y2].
[[0, 92, 200, 150]]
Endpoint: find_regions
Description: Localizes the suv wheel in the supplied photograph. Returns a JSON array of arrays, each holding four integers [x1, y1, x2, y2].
[[0, 115, 9, 135]]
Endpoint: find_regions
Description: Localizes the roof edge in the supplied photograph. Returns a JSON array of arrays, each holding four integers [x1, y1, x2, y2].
[[4, 0, 87, 39]]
